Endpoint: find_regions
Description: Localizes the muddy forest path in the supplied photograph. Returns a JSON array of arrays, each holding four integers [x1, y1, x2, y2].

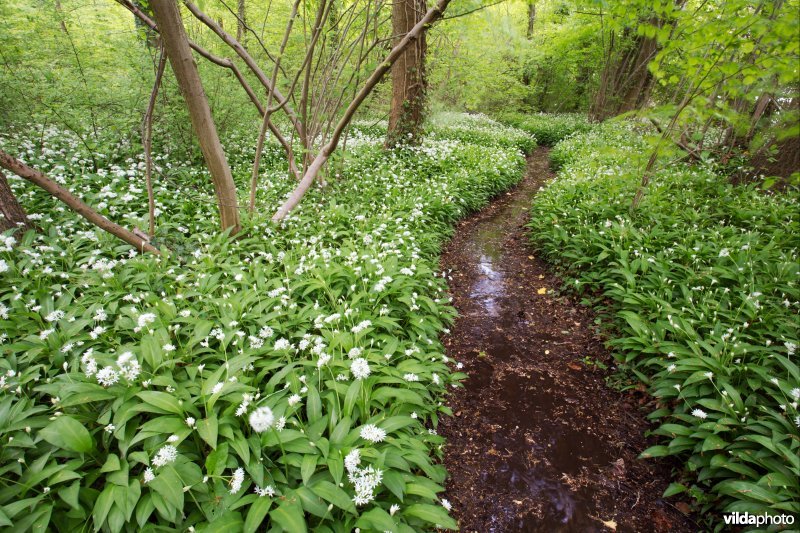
[[438, 148, 695, 533]]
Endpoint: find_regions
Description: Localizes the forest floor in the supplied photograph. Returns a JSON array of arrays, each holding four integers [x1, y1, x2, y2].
[[438, 148, 697, 532]]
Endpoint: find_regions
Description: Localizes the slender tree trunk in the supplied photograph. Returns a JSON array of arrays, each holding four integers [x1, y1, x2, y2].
[[54, 0, 68, 33], [0, 170, 33, 236], [386, 0, 428, 147], [526, 1, 536, 39], [0, 151, 158, 253], [142, 48, 167, 237], [150, 0, 240, 234], [237, 0, 246, 44]]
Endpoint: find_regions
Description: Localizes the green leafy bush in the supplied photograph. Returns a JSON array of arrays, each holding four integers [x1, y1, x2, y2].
[[528, 123, 800, 518], [494, 112, 593, 147], [0, 115, 530, 531]]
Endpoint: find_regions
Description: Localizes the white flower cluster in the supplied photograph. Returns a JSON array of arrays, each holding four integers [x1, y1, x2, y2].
[[345, 450, 383, 506], [81, 350, 140, 387], [359, 424, 386, 443]]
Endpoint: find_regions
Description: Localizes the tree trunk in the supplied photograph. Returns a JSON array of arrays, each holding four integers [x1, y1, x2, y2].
[[237, 0, 246, 43], [54, 0, 68, 33], [526, 1, 536, 39], [590, 28, 658, 121], [0, 170, 33, 236], [0, 151, 159, 253], [386, 0, 428, 147], [150, 0, 240, 234]]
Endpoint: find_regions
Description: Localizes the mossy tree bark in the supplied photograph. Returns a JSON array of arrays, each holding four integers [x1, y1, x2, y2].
[[386, 0, 428, 147]]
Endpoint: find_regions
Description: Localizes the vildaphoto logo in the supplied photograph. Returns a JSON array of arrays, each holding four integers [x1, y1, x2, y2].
[[722, 512, 796, 527]]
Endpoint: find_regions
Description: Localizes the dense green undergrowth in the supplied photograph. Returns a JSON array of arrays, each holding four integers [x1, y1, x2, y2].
[[494, 112, 592, 147], [0, 115, 533, 532], [529, 123, 800, 521]]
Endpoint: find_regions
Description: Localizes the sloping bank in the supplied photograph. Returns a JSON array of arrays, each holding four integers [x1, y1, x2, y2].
[[528, 122, 800, 523], [0, 114, 533, 531]]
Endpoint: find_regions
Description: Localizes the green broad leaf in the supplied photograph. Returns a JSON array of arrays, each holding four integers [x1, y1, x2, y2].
[[403, 503, 458, 530], [330, 417, 352, 445], [639, 445, 672, 459], [206, 443, 229, 477], [344, 380, 361, 417], [270, 498, 307, 533], [301, 454, 318, 485], [663, 482, 687, 498], [0, 509, 13, 527], [243, 497, 272, 533], [136, 391, 183, 415], [57, 481, 81, 511], [379, 416, 415, 434], [40, 416, 94, 453], [307, 385, 322, 422], [187, 320, 214, 349], [135, 494, 154, 529], [141, 335, 162, 370], [714, 480, 779, 504], [383, 470, 405, 501], [310, 480, 356, 513], [92, 485, 115, 532], [327, 457, 344, 485], [149, 466, 184, 512], [701, 435, 728, 452], [203, 510, 244, 532], [58, 383, 116, 407], [355, 506, 397, 531], [197, 415, 219, 449], [100, 454, 121, 473]]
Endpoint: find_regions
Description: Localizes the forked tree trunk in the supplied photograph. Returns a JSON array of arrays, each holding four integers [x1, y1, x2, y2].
[[0, 170, 33, 236], [150, 0, 241, 234], [386, 0, 428, 147]]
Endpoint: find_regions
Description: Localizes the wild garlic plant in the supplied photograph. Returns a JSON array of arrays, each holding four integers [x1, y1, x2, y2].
[[0, 114, 533, 531]]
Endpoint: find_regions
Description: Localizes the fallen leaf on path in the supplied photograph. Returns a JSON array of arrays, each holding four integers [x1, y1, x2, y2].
[[537, 287, 547, 294], [568, 362, 582, 371], [528, 255, 534, 260], [601, 519, 617, 530]]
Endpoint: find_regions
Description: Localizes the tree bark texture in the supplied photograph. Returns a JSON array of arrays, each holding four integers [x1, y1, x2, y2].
[[0, 170, 33, 235], [386, 0, 428, 147], [150, 0, 241, 234], [237, 0, 246, 43], [526, 1, 536, 39], [0, 151, 159, 253]]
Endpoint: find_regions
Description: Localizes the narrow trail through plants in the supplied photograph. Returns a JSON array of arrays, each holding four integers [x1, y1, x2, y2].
[[439, 148, 695, 532]]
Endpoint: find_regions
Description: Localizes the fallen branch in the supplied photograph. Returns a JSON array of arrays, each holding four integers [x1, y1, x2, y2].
[[0, 150, 160, 254]]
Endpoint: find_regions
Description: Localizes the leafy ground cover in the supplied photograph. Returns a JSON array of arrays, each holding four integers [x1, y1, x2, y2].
[[528, 122, 800, 520], [494, 112, 592, 147], [0, 115, 533, 532]]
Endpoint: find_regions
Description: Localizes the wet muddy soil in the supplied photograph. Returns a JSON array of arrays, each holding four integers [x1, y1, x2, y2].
[[439, 148, 696, 532]]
